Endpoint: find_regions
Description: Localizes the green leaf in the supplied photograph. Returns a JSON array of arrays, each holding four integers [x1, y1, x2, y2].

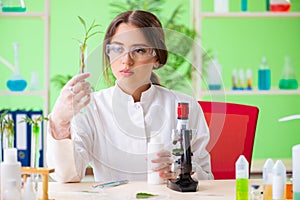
[[136, 192, 157, 199], [78, 16, 87, 32]]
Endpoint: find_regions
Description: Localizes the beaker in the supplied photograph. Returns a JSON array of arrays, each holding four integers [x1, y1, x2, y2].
[[1, 0, 26, 12], [278, 56, 298, 90]]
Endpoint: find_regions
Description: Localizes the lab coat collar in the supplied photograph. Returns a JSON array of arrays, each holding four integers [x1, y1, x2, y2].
[[114, 83, 156, 104]]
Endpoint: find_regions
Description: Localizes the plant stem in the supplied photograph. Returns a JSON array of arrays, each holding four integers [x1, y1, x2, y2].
[[33, 124, 40, 168]]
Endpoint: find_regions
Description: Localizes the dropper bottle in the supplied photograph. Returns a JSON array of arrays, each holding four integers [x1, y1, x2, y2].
[[236, 155, 249, 200], [262, 158, 274, 200], [272, 160, 286, 200]]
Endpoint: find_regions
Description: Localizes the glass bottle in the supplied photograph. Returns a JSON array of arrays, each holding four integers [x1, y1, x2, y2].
[[278, 56, 298, 90], [258, 57, 271, 90]]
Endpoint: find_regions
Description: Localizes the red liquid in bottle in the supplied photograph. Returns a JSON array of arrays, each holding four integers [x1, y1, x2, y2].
[[270, 4, 291, 12]]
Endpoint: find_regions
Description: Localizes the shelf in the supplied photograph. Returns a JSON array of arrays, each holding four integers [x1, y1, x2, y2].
[[0, 90, 47, 96], [0, 12, 47, 18], [201, 88, 300, 96], [199, 12, 300, 18]]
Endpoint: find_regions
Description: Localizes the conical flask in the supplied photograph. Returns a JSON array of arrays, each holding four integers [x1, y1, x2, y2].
[[6, 43, 27, 92]]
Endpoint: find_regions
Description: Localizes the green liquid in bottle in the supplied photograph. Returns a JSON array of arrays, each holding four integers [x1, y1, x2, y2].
[[2, 6, 26, 12], [279, 79, 298, 90], [236, 178, 249, 200]]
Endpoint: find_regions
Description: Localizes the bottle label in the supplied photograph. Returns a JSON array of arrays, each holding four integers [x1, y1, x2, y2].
[[236, 178, 249, 200]]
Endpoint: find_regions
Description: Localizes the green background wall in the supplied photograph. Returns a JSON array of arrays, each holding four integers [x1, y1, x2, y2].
[[0, 0, 299, 161]]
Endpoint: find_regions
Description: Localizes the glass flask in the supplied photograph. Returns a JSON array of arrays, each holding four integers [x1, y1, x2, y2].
[[6, 43, 27, 92], [1, 0, 26, 12], [279, 56, 298, 90]]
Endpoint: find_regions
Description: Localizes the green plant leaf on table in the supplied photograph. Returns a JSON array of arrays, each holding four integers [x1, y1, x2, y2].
[[136, 192, 157, 199]]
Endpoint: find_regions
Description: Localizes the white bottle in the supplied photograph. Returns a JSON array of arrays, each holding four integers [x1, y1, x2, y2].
[[235, 155, 249, 200], [214, 0, 229, 12], [147, 132, 164, 184], [207, 55, 222, 90], [3, 179, 21, 200], [272, 160, 286, 200], [23, 177, 37, 200], [262, 158, 274, 200], [1, 148, 21, 200], [293, 144, 300, 199]]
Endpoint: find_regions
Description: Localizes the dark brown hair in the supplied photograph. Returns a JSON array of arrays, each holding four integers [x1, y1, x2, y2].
[[102, 10, 168, 84]]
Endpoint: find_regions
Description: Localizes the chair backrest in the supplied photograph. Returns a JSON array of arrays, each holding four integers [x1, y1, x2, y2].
[[198, 101, 259, 180]]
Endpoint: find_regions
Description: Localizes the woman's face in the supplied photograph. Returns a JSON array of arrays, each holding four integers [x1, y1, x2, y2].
[[107, 23, 158, 88]]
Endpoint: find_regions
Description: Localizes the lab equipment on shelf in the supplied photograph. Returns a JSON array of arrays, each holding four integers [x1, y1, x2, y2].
[[6, 42, 27, 92], [1, 0, 26, 12], [270, 0, 291, 12], [258, 57, 271, 90], [278, 56, 298, 90]]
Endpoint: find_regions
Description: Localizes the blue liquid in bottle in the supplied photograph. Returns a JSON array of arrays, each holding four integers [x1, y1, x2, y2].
[[258, 57, 271, 90], [241, 0, 248, 11]]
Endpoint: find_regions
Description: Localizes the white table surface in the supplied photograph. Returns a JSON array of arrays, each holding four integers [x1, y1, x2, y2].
[[42, 179, 262, 200]]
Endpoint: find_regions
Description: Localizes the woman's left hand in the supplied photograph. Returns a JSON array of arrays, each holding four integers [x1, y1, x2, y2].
[[151, 150, 176, 180]]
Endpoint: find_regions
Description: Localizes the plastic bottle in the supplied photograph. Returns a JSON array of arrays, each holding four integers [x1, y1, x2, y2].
[[278, 56, 298, 90], [207, 54, 222, 90], [147, 132, 164, 184], [293, 144, 300, 200], [3, 179, 21, 200], [236, 155, 249, 200], [214, 0, 229, 13], [272, 160, 286, 200], [0, 148, 22, 200], [262, 158, 274, 200], [258, 57, 271, 90], [23, 177, 37, 200]]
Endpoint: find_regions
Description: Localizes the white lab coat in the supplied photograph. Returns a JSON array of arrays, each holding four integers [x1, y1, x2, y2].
[[46, 84, 213, 182]]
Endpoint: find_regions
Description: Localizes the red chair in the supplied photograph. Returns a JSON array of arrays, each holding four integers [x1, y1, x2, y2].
[[198, 101, 259, 180]]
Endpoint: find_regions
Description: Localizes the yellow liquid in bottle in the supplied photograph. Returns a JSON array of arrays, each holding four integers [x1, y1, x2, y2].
[[236, 178, 248, 200], [263, 184, 272, 200]]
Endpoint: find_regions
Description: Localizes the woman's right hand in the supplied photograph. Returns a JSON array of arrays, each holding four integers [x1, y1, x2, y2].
[[50, 72, 92, 139]]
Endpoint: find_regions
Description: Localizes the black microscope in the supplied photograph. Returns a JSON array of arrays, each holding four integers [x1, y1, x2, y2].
[[167, 102, 198, 192]]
